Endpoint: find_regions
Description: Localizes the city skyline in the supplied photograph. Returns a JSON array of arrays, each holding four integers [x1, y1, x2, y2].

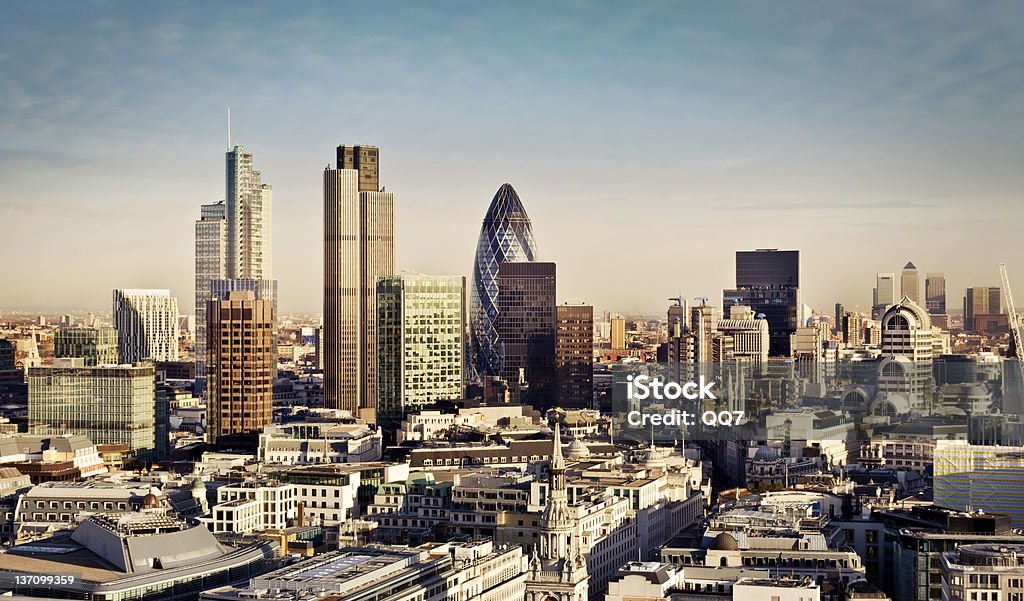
[[4, 2, 1024, 315], [7, 6, 1024, 601]]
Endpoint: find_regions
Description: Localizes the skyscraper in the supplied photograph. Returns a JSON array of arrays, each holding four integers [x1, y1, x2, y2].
[[497, 261, 556, 408], [28, 359, 160, 462], [54, 326, 118, 366], [113, 289, 179, 364], [336, 144, 379, 193], [964, 286, 1003, 332], [843, 311, 864, 346], [195, 200, 227, 372], [376, 275, 466, 434], [208, 278, 279, 375], [207, 291, 274, 450], [610, 314, 626, 350], [723, 249, 800, 356], [0, 339, 25, 410], [901, 261, 920, 304], [556, 303, 594, 409], [877, 297, 935, 412], [873, 272, 896, 317], [226, 145, 272, 280], [471, 184, 538, 379], [925, 272, 946, 315], [324, 146, 395, 417]]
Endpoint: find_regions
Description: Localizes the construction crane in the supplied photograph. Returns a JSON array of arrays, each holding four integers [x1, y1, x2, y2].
[[999, 263, 1024, 388]]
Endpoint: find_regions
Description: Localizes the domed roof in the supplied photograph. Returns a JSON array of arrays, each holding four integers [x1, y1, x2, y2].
[[642, 444, 667, 469], [142, 493, 161, 509], [192, 478, 206, 491], [565, 439, 591, 460], [752, 445, 779, 462], [882, 297, 931, 330], [870, 393, 911, 417], [710, 532, 739, 551]]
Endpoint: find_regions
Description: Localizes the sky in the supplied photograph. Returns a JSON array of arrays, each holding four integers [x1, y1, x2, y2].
[[3, 1, 1024, 317]]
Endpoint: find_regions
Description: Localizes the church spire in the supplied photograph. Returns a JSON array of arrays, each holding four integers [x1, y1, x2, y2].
[[552, 421, 565, 470], [526, 421, 590, 601]]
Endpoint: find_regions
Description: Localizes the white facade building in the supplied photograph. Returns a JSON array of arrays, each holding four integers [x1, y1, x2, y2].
[[941, 544, 1024, 601], [202, 481, 296, 534], [874, 297, 937, 415], [225, 145, 272, 281], [717, 306, 770, 364], [201, 541, 527, 601], [257, 423, 382, 465], [113, 289, 180, 363]]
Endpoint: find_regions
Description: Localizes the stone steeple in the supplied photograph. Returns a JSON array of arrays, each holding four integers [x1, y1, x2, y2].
[[525, 422, 589, 601]]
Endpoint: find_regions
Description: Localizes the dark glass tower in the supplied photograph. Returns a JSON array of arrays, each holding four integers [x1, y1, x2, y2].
[[497, 262, 556, 407], [723, 249, 800, 356], [471, 184, 538, 378]]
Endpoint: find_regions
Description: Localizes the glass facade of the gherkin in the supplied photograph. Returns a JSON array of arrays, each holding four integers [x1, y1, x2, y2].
[[471, 183, 538, 378]]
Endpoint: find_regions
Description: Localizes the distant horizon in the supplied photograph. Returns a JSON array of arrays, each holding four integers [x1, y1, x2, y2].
[[4, 3, 1024, 315]]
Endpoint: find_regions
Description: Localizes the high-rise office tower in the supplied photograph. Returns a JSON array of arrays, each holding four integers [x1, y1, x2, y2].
[[843, 311, 864, 346], [197, 143, 276, 378], [113, 289, 179, 364], [668, 301, 689, 336], [195, 200, 227, 372], [834, 303, 845, 335], [54, 326, 118, 366], [0, 338, 26, 419], [925, 273, 946, 315], [964, 286, 1003, 332], [336, 144, 379, 192], [556, 303, 594, 409], [0, 338, 23, 391], [208, 278, 279, 375], [610, 314, 626, 350], [901, 261, 920, 304], [206, 291, 274, 450], [723, 249, 799, 356], [471, 184, 538, 379], [873, 272, 896, 318], [0, 339, 16, 378], [497, 262, 556, 407], [226, 145, 272, 280], [28, 359, 161, 462], [376, 275, 466, 433], [324, 146, 395, 417], [878, 298, 935, 412]]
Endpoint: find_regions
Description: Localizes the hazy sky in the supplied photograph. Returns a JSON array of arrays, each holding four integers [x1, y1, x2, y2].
[[3, 1, 1024, 317]]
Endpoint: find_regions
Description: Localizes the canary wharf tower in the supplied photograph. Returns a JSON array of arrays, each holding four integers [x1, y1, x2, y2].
[[471, 183, 538, 378]]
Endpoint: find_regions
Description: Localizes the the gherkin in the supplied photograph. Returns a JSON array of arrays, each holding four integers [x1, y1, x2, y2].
[[471, 183, 538, 378]]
